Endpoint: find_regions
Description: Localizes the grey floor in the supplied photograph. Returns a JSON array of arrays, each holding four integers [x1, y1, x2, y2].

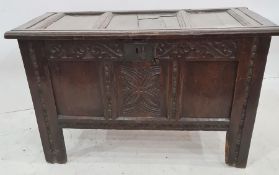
[[0, 38, 279, 175]]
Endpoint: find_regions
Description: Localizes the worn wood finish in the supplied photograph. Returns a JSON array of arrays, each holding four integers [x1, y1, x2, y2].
[[5, 7, 279, 168], [18, 40, 67, 163], [180, 62, 237, 118], [58, 116, 230, 130], [49, 61, 104, 117], [225, 37, 271, 168], [5, 7, 279, 39]]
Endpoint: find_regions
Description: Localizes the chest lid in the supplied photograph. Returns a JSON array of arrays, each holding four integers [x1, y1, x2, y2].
[[5, 7, 279, 39]]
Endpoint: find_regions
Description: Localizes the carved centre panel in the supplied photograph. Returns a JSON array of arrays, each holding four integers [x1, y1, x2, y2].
[[117, 63, 161, 118]]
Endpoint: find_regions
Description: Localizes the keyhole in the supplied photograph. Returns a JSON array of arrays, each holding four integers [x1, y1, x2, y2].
[[153, 57, 159, 64]]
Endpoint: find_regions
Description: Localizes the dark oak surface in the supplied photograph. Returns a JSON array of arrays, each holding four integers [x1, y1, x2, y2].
[[180, 61, 237, 118], [4, 7, 279, 39], [5, 7, 279, 168]]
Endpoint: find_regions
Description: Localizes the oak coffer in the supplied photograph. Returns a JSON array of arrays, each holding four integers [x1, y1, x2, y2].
[[5, 7, 279, 168]]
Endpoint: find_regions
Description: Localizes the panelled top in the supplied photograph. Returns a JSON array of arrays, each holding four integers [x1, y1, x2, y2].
[[5, 7, 279, 39]]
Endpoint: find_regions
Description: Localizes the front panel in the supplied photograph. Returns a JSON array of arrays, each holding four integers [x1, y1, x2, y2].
[[180, 61, 237, 118], [49, 61, 104, 117], [46, 38, 239, 122], [46, 40, 169, 119]]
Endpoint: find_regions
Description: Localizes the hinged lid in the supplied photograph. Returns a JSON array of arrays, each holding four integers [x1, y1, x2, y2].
[[5, 7, 279, 39]]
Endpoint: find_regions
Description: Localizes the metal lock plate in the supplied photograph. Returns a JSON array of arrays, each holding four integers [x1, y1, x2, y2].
[[124, 43, 155, 61]]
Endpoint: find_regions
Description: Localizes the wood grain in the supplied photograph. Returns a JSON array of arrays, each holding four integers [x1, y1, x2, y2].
[[179, 61, 237, 118], [6, 8, 277, 168], [225, 37, 271, 168], [5, 8, 279, 39], [18, 40, 67, 163]]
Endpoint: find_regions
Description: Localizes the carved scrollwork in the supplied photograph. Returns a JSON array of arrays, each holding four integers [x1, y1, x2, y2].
[[46, 40, 237, 61], [46, 41, 124, 60], [155, 40, 237, 59]]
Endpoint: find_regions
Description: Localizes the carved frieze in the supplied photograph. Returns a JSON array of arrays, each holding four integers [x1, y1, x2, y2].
[[155, 40, 237, 59], [46, 39, 238, 61], [46, 41, 124, 60]]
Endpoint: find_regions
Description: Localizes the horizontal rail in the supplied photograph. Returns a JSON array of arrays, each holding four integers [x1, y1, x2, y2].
[[58, 115, 230, 131]]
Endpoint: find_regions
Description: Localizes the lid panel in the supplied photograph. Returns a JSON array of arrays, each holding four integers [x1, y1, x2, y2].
[[160, 16, 181, 29], [23, 8, 270, 31], [227, 9, 261, 26], [137, 13, 180, 29], [27, 13, 64, 29], [5, 7, 279, 39], [106, 14, 138, 30], [106, 12, 180, 30], [46, 14, 101, 30], [189, 10, 242, 28]]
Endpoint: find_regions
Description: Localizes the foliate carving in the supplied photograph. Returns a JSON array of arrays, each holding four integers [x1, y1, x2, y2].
[[119, 65, 160, 117], [46, 40, 237, 61], [46, 41, 123, 60], [155, 40, 237, 59]]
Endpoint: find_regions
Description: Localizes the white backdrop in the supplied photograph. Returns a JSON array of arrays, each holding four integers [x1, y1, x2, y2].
[[0, 0, 279, 112]]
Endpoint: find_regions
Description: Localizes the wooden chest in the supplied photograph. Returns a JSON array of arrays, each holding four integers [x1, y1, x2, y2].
[[5, 7, 279, 168]]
